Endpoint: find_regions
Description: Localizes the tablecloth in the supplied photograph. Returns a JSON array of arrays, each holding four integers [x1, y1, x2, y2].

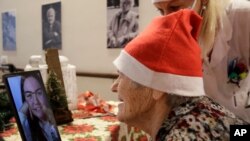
[[0, 110, 150, 141]]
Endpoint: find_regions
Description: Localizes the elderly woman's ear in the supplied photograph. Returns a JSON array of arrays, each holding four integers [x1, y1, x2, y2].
[[152, 90, 165, 100]]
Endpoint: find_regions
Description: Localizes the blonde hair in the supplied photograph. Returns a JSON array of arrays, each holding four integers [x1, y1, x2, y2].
[[199, 0, 230, 58]]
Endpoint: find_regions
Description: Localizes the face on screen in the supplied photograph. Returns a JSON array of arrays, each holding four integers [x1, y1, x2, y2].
[[23, 76, 47, 120], [4, 71, 61, 141]]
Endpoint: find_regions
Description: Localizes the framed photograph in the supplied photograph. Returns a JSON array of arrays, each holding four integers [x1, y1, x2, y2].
[[2, 10, 16, 51], [107, 0, 139, 48], [42, 2, 62, 50]]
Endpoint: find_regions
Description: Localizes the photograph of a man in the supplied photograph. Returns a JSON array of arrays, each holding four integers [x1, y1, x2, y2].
[[42, 2, 61, 50], [107, 0, 139, 48]]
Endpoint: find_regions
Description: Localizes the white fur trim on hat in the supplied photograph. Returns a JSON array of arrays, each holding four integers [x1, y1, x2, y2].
[[152, 0, 171, 3], [114, 50, 205, 97]]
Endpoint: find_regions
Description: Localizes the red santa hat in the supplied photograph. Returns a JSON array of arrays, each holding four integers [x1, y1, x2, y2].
[[152, 0, 171, 3], [113, 9, 205, 97]]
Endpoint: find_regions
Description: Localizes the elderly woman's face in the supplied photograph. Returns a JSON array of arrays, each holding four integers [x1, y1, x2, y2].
[[111, 72, 155, 124], [154, 0, 201, 15]]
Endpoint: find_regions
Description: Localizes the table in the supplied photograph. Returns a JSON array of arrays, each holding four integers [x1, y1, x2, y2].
[[0, 110, 150, 141]]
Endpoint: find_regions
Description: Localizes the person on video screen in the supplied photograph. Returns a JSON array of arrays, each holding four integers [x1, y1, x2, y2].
[[18, 74, 60, 141]]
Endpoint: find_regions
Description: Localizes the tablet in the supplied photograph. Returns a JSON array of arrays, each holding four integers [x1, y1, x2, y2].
[[3, 70, 61, 141]]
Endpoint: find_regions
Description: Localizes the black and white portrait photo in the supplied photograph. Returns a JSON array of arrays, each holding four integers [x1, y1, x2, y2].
[[107, 0, 139, 48], [42, 2, 62, 50], [2, 10, 16, 51]]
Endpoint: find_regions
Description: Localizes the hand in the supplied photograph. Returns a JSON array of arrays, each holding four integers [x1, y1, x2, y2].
[[19, 102, 29, 115], [108, 37, 117, 48], [54, 32, 59, 36], [117, 36, 128, 46]]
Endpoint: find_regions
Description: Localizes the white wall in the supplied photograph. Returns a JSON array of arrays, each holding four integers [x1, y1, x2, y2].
[[0, 0, 159, 101], [77, 76, 117, 101], [0, 0, 158, 73]]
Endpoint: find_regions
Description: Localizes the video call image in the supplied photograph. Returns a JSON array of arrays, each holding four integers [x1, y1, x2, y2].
[[5, 71, 61, 141]]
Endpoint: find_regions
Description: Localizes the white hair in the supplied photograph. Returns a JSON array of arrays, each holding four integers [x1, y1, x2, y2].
[[167, 93, 194, 109], [47, 7, 56, 16], [130, 79, 194, 109]]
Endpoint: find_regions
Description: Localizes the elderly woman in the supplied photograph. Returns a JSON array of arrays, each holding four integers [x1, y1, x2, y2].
[[111, 9, 246, 141]]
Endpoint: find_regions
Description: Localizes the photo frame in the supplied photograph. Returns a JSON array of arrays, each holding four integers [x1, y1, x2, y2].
[[107, 0, 139, 48], [42, 2, 62, 50], [2, 10, 16, 51]]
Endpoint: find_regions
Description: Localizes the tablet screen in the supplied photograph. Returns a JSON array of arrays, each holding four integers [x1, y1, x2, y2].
[[3, 70, 61, 141]]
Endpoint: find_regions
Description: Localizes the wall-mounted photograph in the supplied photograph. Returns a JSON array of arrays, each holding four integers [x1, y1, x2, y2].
[[2, 10, 16, 51], [42, 2, 62, 50], [107, 0, 139, 48]]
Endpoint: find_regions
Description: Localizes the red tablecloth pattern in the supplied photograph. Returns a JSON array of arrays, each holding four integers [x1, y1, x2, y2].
[[0, 110, 150, 141]]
